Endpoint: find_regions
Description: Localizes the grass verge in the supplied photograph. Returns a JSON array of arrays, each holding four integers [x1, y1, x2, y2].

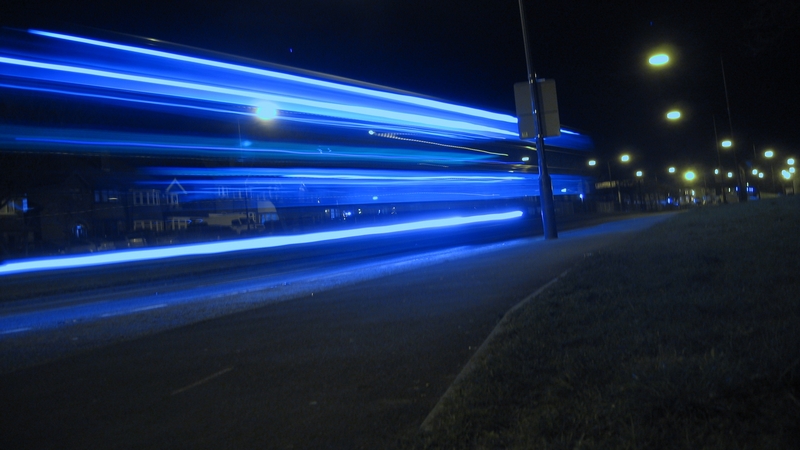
[[416, 197, 800, 449]]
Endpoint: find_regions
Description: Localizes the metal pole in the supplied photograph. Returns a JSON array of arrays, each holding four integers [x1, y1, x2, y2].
[[518, 0, 557, 239], [712, 115, 727, 203], [721, 58, 746, 201]]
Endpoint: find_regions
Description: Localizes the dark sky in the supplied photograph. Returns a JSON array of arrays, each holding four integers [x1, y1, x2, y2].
[[5, 0, 799, 171]]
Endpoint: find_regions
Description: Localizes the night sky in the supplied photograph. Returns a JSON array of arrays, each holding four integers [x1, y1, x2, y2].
[[5, 0, 799, 172]]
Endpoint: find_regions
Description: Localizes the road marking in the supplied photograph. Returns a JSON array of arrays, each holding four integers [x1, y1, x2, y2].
[[100, 303, 167, 318], [1, 327, 32, 335], [171, 367, 234, 396]]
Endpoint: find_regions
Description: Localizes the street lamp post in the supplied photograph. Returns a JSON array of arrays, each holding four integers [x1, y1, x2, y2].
[[518, 0, 557, 239]]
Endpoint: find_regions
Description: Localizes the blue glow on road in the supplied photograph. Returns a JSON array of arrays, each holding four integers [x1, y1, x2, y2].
[[0, 211, 523, 276]]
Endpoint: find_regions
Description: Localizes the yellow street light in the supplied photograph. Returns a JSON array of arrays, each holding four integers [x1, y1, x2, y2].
[[649, 53, 670, 66], [684, 171, 696, 181]]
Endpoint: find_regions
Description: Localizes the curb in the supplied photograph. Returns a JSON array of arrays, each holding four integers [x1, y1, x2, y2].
[[419, 267, 573, 432]]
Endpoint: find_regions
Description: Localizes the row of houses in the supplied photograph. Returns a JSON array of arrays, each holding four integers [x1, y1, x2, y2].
[[1, 167, 280, 258]]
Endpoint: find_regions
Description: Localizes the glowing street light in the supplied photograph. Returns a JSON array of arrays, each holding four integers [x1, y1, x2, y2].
[[649, 53, 670, 66], [765, 149, 774, 158], [788, 158, 795, 165], [668, 167, 676, 173], [666, 110, 681, 120], [620, 154, 631, 162], [684, 171, 696, 181], [721, 140, 732, 148]]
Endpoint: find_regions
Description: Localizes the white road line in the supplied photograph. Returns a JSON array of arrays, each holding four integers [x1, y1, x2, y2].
[[100, 303, 168, 318], [1, 327, 32, 335], [171, 367, 234, 396]]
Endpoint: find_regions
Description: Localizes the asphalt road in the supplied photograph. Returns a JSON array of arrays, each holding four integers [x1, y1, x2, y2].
[[0, 213, 673, 449]]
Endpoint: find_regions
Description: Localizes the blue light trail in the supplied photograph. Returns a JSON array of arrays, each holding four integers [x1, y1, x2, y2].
[[0, 211, 523, 276], [0, 28, 593, 147]]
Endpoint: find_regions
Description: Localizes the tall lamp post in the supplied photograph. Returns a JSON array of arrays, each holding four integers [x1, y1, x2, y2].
[[517, 0, 557, 239]]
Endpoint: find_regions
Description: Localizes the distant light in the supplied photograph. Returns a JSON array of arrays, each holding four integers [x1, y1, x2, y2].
[[668, 167, 676, 173], [752, 169, 759, 175], [372, 196, 378, 200], [684, 171, 696, 181], [636, 170, 643, 177], [0, 211, 524, 275], [561, 188, 568, 193], [649, 54, 669, 66], [781, 170, 791, 180], [521, 156, 530, 162], [588, 159, 597, 166], [727, 172, 733, 178], [620, 154, 630, 162], [666, 110, 681, 120], [788, 158, 795, 165], [790, 167, 796, 174], [764, 150, 774, 158], [255, 104, 278, 120], [721, 140, 732, 148], [758, 172, 764, 178], [714, 169, 719, 175]]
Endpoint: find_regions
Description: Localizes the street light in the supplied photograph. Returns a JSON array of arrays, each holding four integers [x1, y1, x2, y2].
[[648, 53, 670, 66], [588, 154, 631, 209], [666, 110, 681, 120]]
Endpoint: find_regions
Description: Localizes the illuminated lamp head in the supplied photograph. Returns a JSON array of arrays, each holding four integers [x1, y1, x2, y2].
[[255, 104, 279, 120]]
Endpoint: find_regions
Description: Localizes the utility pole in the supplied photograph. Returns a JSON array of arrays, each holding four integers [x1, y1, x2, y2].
[[517, 0, 557, 239]]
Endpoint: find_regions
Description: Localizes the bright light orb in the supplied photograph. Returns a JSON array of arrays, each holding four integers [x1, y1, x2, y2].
[[782, 170, 791, 180], [727, 172, 733, 178], [684, 171, 696, 181], [620, 154, 630, 162], [752, 169, 759, 175], [649, 54, 669, 66], [765, 150, 774, 158], [721, 140, 732, 148], [255, 104, 279, 120], [588, 159, 597, 166], [666, 110, 681, 120], [636, 170, 643, 177], [668, 167, 676, 173], [788, 158, 795, 165]]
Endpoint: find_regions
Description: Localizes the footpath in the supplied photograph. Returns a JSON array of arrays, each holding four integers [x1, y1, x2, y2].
[[416, 196, 800, 449]]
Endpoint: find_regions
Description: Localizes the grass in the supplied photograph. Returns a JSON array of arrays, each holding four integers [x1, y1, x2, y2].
[[415, 196, 800, 449]]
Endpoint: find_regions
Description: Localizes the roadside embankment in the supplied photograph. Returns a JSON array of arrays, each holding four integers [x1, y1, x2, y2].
[[418, 196, 800, 448]]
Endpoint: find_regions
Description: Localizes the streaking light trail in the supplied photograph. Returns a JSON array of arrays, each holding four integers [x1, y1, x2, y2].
[[0, 211, 523, 276], [0, 28, 594, 148]]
